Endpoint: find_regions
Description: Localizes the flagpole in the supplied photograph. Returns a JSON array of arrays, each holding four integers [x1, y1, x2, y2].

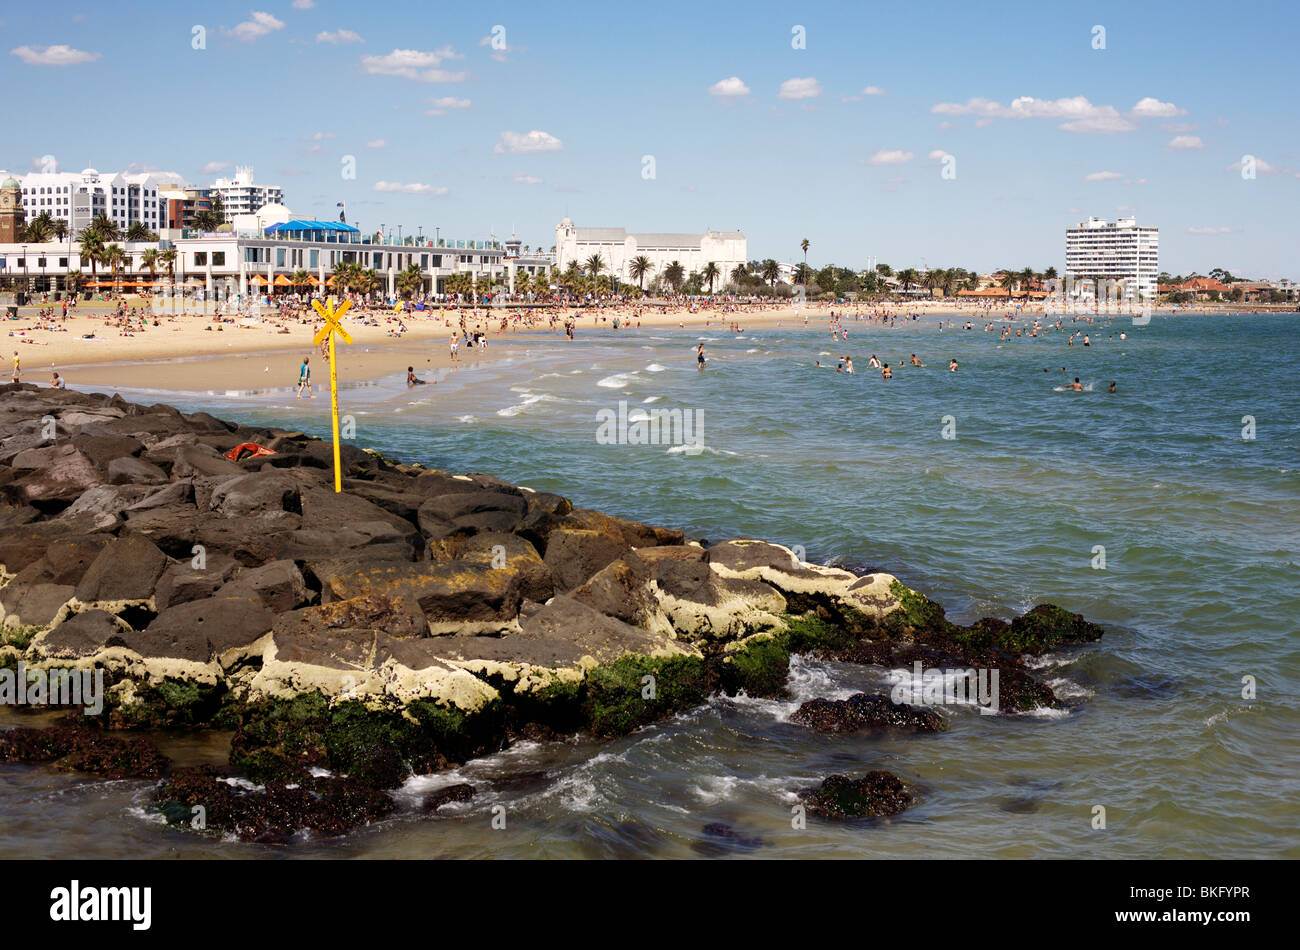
[[329, 330, 341, 492]]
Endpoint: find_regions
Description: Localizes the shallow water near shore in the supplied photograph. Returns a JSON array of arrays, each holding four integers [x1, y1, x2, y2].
[[4, 311, 1298, 858]]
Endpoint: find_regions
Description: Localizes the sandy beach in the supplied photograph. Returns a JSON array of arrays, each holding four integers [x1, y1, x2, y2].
[[5, 294, 1286, 394]]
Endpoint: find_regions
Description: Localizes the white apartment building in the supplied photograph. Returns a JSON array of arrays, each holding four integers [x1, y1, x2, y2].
[[554, 218, 747, 290], [1065, 216, 1159, 302], [0, 221, 509, 297], [200, 166, 284, 216], [0, 167, 167, 234]]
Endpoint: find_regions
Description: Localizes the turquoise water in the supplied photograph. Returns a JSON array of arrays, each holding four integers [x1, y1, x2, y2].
[[4, 311, 1298, 858]]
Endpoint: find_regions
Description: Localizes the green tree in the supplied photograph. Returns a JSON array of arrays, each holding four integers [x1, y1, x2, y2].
[[760, 259, 780, 288], [702, 261, 720, 294], [628, 255, 653, 291], [663, 260, 686, 293]]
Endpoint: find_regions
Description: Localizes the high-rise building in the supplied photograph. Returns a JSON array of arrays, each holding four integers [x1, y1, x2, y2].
[[200, 166, 283, 216], [1064, 216, 1159, 301], [0, 167, 167, 235]]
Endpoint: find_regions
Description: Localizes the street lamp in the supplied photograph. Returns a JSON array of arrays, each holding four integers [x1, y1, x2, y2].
[[21, 244, 28, 298]]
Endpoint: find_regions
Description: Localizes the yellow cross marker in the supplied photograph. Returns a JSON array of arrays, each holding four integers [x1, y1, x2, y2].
[[311, 297, 354, 492]]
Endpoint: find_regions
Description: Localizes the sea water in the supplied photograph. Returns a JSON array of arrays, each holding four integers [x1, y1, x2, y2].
[[3, 311, 1296, 858]]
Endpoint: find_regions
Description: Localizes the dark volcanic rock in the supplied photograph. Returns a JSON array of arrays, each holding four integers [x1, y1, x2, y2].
[[217, 559, 311, 613], [791, 693, 945, 733], [797, 771, 914, 819], [73, 533, 169, 604], [422, 783, 476, 812], [0, 719, 168, 779], [123, 594, 274, 662], [543, 528, 633, 592], [38, 609, 131, 657], [153, 764, 395, 842]]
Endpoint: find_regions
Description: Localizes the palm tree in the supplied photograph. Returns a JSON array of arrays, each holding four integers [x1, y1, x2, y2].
[[793, 262, 811, 286], [760, 259, 780, 288], [52, 219, 69, 242], [702, 261, 720, 294], [1020, 266, 1036, 294], [998, 271, 1019, 292], [628, 255, 653, 291], [103, 244, 126, 292], [663, 260, 686, 293], [160, 248, 177, 281], [140, 249, 160, 284], [897, 267, 920, 292], [396, 263, 424, 299], [78, 229, 105, 286], [730, 263, 749, 288], [291, 268, 315, 291], [25, 212, 55, 243], [91, 213, 121, 242], [800, 238, 810, 279], [584, 254, 605, 287], [126, 221, 153, 242]]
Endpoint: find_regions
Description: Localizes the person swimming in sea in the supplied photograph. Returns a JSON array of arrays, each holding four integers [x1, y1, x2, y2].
[[1068, 377, 1084, 391], [697, 343, 706, 370], [1108, 381, 1116, 393], [949, 358, 958, 372], [881, 363, 892, 380]]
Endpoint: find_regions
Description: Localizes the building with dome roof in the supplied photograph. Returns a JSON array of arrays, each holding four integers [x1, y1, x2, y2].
[[554, 218, 746, 291]]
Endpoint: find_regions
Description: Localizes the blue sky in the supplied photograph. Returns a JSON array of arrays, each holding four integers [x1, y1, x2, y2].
[[3, 0, 1298, 277]]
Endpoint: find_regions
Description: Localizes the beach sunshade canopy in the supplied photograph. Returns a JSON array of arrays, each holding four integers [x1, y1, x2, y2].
[[274, 275, 294, 286], [249, 275, 269, 285]]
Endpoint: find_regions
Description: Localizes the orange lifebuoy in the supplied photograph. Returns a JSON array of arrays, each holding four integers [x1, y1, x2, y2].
[[224, 442, 277, 461]]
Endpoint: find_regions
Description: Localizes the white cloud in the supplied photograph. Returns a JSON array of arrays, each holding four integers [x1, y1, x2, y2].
[[373, 181, 447, 195], [1131, 97, 1185, 118], [316, 30, 363, 44], [494, 130, 563, 154], [292, 0, 315, 8], [1167, 135, 1204, 150], [779, 77, 822, 100], [866, 148, 914, 166], [1085, 171, 1125, 182], [361, 48, 467, 82], [709, 76, 750, 98], [513, 174, 542, 185], [425, 96, 470, 115], [928, 149, 953, 162], [1187, 226, 1232, 235], [1224, 157, 1299, 177], [10, 44, 99, 65], [228, 11, 284, 43], [305, 131, 336, 141], [930, 95, 1142, 134], [365, 139, 387, 149], [202, 161, 232, 174], [861, 85, 885, 96]]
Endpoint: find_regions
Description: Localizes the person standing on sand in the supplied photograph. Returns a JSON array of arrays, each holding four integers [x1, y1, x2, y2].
[[450, 332, 459, 360], [11, 351, 20, 384], [297, 357, 313, 399]]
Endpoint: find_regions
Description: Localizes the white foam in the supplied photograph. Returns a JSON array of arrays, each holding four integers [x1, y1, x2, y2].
[[497, 393, 551, 417], [597, 372, 637, 388], [645, 363, 667, 372], [641, 396, 662, 404]]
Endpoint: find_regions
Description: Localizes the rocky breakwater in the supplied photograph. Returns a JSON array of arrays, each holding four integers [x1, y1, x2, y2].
[[0, 383, 1104, 841]]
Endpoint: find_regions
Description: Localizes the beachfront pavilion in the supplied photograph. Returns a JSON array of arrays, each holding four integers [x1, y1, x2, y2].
[[0, 221, 532, 299]]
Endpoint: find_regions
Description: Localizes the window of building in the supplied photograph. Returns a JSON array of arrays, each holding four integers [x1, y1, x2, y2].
[[212, 252, 225, 266], [194, 252, 207, 265]]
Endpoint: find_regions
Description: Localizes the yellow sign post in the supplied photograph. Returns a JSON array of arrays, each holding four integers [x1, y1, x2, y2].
[[311, 297, 354, 492]]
